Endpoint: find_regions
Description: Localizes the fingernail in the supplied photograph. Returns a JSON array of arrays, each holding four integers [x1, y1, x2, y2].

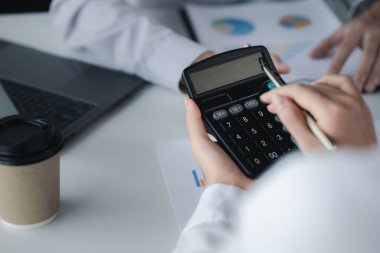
[[184, 97, 190, 111], [266, 104, 274, 113], [260, 92, 268, 100], [260, 91, 272, 104], [272, 95, 286, 110]]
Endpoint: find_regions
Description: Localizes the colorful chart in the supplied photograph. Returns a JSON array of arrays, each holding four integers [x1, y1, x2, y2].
[[212, 18, 254, 36], [192, 170, 206, 188], [279, 15, 311, 30]]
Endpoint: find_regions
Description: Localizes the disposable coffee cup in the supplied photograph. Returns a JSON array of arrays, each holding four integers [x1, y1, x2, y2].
[[0, 115, 63, 229]]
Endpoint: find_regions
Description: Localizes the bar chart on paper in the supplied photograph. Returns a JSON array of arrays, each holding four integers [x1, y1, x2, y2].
[[192, 169, 206, 188], [156, 139, 205, 229]]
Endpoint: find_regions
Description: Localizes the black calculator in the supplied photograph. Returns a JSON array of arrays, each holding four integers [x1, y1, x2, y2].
[[182, 46, 297, 178]]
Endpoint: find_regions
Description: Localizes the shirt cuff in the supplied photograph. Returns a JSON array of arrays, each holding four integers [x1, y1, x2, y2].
[[182, 184, 246, 233], [144, 32, 208, 92], [350, 0, 374, 18]]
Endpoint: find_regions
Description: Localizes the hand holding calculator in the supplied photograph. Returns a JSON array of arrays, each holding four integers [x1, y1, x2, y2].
[[182, 46, 297, 178]]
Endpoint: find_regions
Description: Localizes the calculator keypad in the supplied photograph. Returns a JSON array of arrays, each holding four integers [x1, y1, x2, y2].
[[207, 95, 297, 178]]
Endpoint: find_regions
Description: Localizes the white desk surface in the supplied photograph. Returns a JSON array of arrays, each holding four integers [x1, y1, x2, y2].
[[0, 7, 380, 253], [0, 8, 186, 253]]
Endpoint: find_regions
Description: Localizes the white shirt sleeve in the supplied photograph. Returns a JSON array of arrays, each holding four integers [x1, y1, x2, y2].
[[173, 184, 246, 253], [173, 149, 380, 253], [50, 0, 208, 92]]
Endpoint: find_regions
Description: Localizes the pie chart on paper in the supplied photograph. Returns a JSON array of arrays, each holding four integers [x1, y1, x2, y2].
[[212, 18, 254, 36], [279, 15, 311, 30]]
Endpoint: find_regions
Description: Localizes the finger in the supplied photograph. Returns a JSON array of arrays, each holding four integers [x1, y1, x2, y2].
[[260, 83, 331, 119], [269, 95, 322, 151], [270, 53, 291, 74], [184, 98, 210, 146], [365, 55, 380, 93], [329, 31, 361, 73], [355, 30, 380, 90], [194, 50, 216, 63], [312, 74, 360, 97], [309, 29, 342, 58]]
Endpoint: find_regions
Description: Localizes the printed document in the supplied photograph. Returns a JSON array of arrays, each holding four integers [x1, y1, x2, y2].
[[184, 0, 360, 83]]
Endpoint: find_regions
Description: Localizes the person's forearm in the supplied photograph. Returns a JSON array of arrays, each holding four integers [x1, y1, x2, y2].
[[50, 0, 207, 91], [173, 184, 246, 253]]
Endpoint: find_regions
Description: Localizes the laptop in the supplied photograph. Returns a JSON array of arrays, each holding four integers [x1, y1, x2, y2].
[[0, 40, 147, 143]]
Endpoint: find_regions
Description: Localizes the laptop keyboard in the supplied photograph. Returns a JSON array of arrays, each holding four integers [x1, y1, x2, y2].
[[2, 81, 95, 130]]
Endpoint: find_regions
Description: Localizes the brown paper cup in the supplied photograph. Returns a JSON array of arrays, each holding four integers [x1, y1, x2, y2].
[[0, 154, 60, 228], [0, 115, 63, 229]]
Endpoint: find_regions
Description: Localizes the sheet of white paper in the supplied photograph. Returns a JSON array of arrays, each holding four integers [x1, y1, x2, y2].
[[157, 121, 380, 229], [156, 139, 205, 230], [185, 0, 361, 82]]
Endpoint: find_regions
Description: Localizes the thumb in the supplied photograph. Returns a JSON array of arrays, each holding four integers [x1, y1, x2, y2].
[[268, 95, 322, 151]]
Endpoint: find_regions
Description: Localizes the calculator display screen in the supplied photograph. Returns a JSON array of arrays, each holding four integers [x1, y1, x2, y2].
[[190, 52, 264, 94]]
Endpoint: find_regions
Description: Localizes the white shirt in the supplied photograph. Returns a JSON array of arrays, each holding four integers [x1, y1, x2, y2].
[[173, 149, 380, 253], [49, 0, 295, 92], [50, 0, 364, 92], [50, 0, 214, 92]]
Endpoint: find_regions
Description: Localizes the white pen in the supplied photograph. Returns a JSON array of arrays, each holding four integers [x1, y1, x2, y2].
[[262, 65, 337, 151]]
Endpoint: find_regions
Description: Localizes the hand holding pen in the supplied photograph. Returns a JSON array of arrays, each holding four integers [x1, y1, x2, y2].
[[260, 73, 377, 151], [262, 66, 336, 151]]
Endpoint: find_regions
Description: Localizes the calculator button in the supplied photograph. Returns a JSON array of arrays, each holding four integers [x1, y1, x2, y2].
[[262, 148, 282, 161], [279, 142, 297, 153], [236, 114, 253, 126], [282, 125, 288, 132], [228, 130, 249, 143], [247, 155, 269, 170], [245, 124, 263, 138], [238, 142, 259, 156], [213, 109, 228, 121], [220, 119, 238, 132], [228, 104, 243, 116], [252, 107, 270, 120], [260, 119, 282, 133], [244, 99, 259, 110], [254, 136, 275, 149], [269, 132, 291, 145], [274, 115, 281, 123], [266, 81, 276, 90]]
